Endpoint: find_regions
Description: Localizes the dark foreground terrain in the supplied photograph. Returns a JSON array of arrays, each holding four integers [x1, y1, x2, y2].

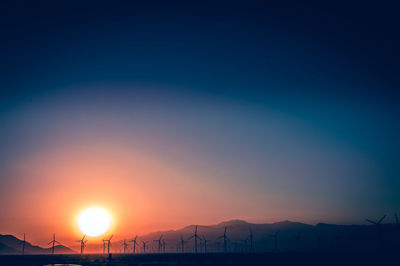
[[0, 252, 397, 266]]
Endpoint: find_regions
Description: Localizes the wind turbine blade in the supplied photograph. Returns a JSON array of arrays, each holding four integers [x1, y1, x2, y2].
[[48, 241, 53, 245], [377, 215, 386, 224], [366, 219, 377, 225], [187, 235, 194, 240], [109, 235, 114, 241]]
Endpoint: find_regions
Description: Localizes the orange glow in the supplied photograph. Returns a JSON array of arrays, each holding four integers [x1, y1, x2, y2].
[[0, 137, 293, 248]]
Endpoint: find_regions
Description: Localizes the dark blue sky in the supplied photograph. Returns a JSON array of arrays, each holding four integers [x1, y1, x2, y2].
[[0, 1, 399, 226]]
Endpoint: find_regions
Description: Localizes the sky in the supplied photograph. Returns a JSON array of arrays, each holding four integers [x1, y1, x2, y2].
[[0, 1, 399, 246]]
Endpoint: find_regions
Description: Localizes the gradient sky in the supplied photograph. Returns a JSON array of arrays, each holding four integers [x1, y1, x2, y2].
[[1, 1, 399, 246]]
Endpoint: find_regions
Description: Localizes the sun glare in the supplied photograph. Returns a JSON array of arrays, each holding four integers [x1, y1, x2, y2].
[[78, 207, 111, 237]]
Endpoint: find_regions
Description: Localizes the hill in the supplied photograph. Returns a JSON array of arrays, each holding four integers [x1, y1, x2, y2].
[[0, 234, 74, 255]]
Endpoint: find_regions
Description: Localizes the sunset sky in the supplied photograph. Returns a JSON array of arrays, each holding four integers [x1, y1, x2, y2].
[[1, 1, 399, 247]]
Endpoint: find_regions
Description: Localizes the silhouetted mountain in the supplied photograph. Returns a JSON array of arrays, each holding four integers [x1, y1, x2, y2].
[[132, 219, 400, 253], [0, 234, 74, 254], [0, 242, 18, 254]]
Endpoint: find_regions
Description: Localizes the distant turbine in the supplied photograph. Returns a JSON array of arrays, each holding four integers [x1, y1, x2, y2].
[[395, 213, 399, 225], [141, 241, 148, 253], [19, 233, 26, 255], [180, 235, 186, 253], [202, 235, 209, 253], [248, 227, 254, 252], [162, 239, 166, 253], [217, 227, 229, 253], [188, 225, 201, 253], [76, 235, 87, 255], [269, 230, 279, 251], [366, 214, 386, 248], [153, 235, 163, 253], [122, 239, 129, 254], [129, 235, 138, 254], [102, 235, 113, 254], [48, 233, 60, 255]]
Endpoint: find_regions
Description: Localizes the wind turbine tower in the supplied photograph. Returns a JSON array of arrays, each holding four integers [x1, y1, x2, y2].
[[103, 235, 113, 254], [141, 241, 148, 253], [21, 233, 26, 255], [77, 235, 87, 255], [269, 231, 279, 251], [249, 228, 254, 252], [180, 235, 185, 253], [217, 227, 228, 253], [188, 225, 200, 253], [48, 233, 59, 255], [366, 214, 386, 248], [130, 235, 138, 254], [123, 239, 129, 254], [153, 235, 163, 253], [202, 235, 209, 253]]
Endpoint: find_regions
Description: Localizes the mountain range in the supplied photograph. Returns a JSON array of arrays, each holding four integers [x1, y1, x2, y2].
[[2, 219, 399, 254], [0, 234, 73, 255]]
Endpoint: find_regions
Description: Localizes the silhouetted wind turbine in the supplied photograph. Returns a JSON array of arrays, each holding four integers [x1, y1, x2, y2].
[[141, 241, 148, 253], [19, 233, 26, 255], [153, 235, 163, 253], [217, 227, 229, 253], [76, 235, 87, 255], [366, 214, 386, 226], [395, 213, 399, 225], [162, 239, 166, 253], [122, 239, 129, 254], [180, 235, 186, 253], [188, 225, 200, 253], [202, 235, 209, 253], [103, 235, 113, 254], [129, 235, 138, 254], [248, 227, 254, 252], [48, 233, 60, 255], [366, 214, 386, 248], [269, 230, 279, 251]]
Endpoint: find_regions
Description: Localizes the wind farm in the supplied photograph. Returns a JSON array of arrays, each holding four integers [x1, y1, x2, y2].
[[1, 0, 399, 265], [1, 218, 400, 265]]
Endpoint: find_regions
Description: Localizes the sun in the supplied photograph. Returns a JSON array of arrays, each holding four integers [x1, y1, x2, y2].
[[78, 207, 112, 237]]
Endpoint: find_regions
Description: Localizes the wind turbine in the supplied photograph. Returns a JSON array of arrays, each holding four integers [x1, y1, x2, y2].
[[122, 239, 129, 254], [77, 235, 87, 255], [395, 213, 399, 225], [129, 235, 138, 254], [217, 226, 229, 253], [366, 214, 386, 248], [19, 233, 26, 255], [103, 235, 113, 254], [248, 227, 254, 252], [180, 235, 186, 253], [202, 235, 209, 253], [141, 241, 148, 253], [162, 239, 166, 253], [269, 231, 279, 251], [153, 235, 163, 253], [188, 225, 201, 253], [48, 233, 60, 255]]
